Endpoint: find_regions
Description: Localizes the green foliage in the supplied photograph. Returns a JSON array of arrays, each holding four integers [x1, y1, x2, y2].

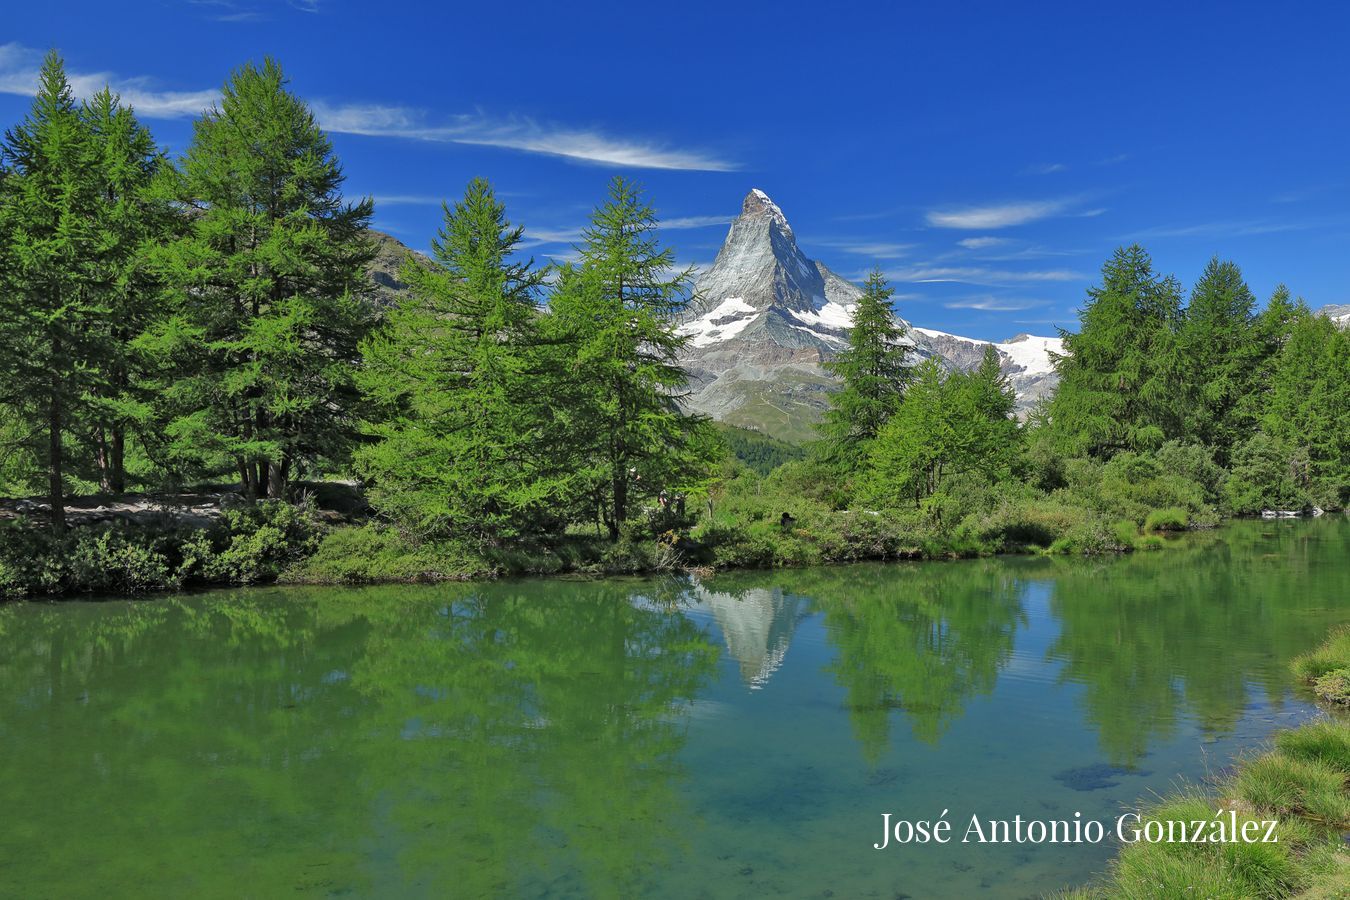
[[1143, 506, 1189, 532], [1178, 259, 1263, 464], [1291, 627, 1350, 683], [1049, 245, 1185, 458], [146, 58, 377, 499], [285, 523, 489, 584], [66, 525, 178, 593], [356, 179, 561, 542], [0, 52, 106, 530], [860, 350, 1019, 510], [816, 268, 912, 466], [714, 423, 805, 475], [1225, 431, 1310, 514], [1233, 752, 1350, 825], [1260, 308, 1350, 509], [546, 176, 719, 539], [186, 500, 323, 584], [1311, 669, 1350, 706]]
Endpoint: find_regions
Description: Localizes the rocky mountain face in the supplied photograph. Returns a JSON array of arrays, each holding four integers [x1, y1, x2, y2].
[[1320, 303, 1350, 328], [365, 230, 427, 307], [675, 189, 1064, 442]]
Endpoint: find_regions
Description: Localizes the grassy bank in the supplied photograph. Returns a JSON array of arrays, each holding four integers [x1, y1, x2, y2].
[[1062, 631, 1350, 899], [0, 476, 1241, 598]]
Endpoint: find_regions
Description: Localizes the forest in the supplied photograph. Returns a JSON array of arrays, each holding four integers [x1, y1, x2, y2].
[[0, 51, 1347, 597]]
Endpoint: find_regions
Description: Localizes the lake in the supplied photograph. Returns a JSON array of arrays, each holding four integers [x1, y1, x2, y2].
[[1, 518, 1347, 898]]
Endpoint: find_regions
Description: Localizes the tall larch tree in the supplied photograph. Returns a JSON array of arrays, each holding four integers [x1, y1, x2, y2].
[[1260, 309, 1350, 507], [149, 59, 377, 498], [547, 176, 716, 539], [357, 178, 558, 541], [1048, 245, 1185, 458], [0, 52, 103, 531], [82, 87, 171, 493], [1178, 258, 1261, 464], [816, 267, 912, 466]]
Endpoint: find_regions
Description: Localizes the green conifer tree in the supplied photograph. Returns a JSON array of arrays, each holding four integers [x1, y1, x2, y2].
[[547, 177, 715, 539], [82, 88, 171, 493], [1178, 258, 1261, 464], [0, 52, 103, 531], [816, 267, 912, 466], [357, 178, 559, 540], [148, 59, 376, 498], [1048, 245, 1184, 457], [1260, 309, 1350, 507]]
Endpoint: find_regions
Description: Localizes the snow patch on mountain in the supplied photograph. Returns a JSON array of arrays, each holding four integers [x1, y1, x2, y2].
[[678, 296, 757, 347], [1320, 303, 1350, 328], [789, 301, 855, 331], [996, 334, 1064, 376]]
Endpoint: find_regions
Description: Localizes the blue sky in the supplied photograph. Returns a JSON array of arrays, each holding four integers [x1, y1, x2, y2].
[[3, 1, 1348, 340]]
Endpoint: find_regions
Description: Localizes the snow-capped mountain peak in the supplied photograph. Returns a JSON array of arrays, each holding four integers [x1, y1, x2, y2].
[[675, 190, 1064, 440]]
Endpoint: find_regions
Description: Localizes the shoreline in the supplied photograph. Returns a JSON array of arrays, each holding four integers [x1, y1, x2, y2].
[[0, 499, 1338, 602], [1061, 628, 1350, 898]]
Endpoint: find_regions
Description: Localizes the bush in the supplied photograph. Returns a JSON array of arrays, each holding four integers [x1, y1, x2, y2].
[[285, 523, 488, 584], [66, 526, 178, 594], [1312, 669, 1350, 706], [192, 500, 324, 585], [1143, 506, 1189, 532]]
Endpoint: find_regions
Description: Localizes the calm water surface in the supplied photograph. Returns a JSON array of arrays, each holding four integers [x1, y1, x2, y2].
[[1, 519, 1348, 899]]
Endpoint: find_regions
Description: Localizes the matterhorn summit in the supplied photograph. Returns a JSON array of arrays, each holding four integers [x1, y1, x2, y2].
[[674, 189, 1064, 441]]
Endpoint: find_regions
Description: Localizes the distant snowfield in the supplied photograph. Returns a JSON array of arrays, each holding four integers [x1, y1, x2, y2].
[[995, 334, 1064, 376], [788, 301, 854, 331], [677, 296, 757, 347], [912, 326, 1063, 376]]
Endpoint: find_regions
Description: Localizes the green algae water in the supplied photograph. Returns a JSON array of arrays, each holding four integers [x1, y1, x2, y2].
[[1, 519, 1347, 899]]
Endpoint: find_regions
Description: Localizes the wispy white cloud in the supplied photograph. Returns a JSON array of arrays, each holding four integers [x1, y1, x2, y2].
[[661, 215, 733, 230], [1125, 218, 1336, 240], [0, 44, 735, 171], [927, 198, 1076, 229], [886, 265, 1081, 285], [519, 213, 725, 251], [310, 101, 737, 171], [0, 42, 217, 118], [370, 194, 445, 207], [927, 196, 1106, 230], [519, 225, 586, 249], [1022, 162, 1067, 175], [815, 239, 914, 259], [957, 236, 1008, 249], [942, 295, 1048, 312]]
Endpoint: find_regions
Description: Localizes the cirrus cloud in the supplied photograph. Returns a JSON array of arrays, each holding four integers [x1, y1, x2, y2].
[[0, 43, 737, 171]]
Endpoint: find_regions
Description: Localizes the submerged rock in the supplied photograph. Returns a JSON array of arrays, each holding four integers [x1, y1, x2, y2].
[[1052, 763, 1152, 791]]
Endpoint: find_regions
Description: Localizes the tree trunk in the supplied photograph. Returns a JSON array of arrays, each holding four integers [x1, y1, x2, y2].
[[609, 467, 627, 541], [96, 427, 112, 493], [267, 459, 286, 500], [48, 393, 65, 535], [110, 427, 125, 494]]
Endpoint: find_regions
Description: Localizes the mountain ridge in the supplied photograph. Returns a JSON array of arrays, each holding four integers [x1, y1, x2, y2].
[[675, 189, 1063, 441]]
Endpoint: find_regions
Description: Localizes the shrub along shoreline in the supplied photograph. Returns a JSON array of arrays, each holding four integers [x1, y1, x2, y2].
[[0, 483, 1304, 600], [1060, 630, 1350, 899]]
